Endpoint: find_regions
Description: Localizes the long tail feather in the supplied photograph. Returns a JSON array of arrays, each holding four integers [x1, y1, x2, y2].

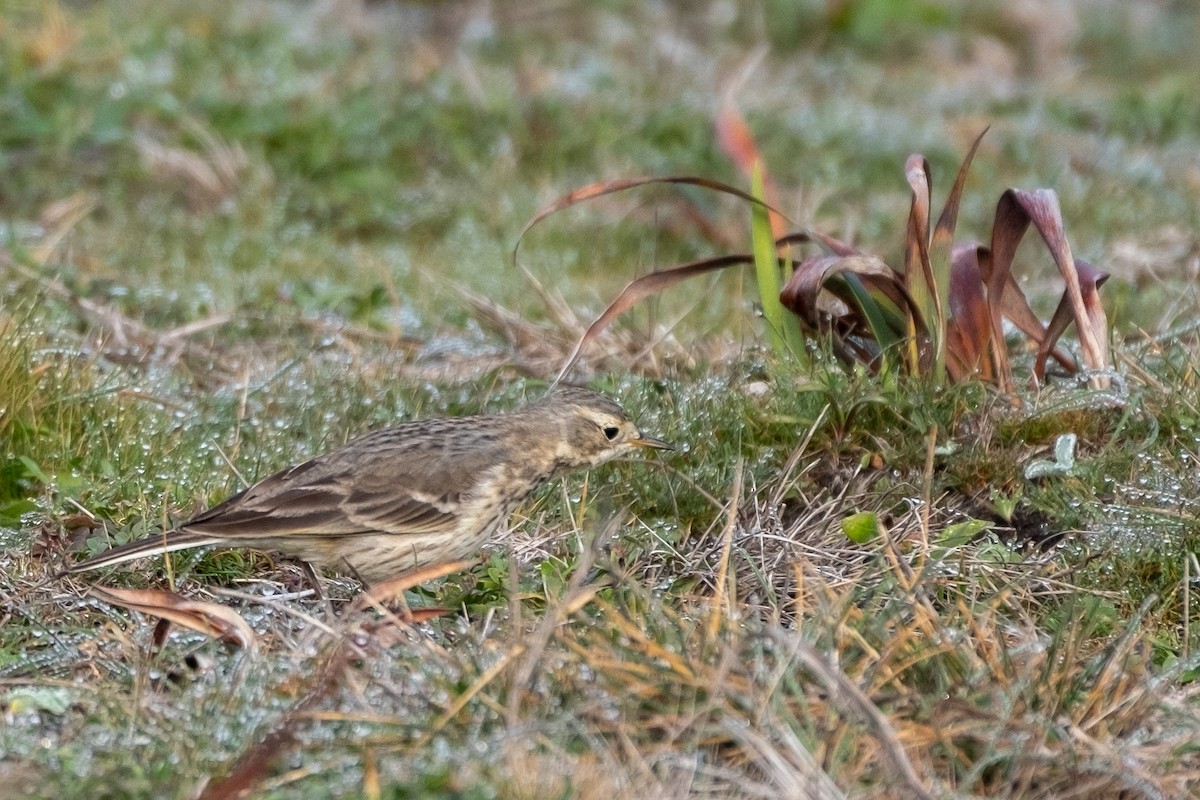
[[66, 530, 222, 574]]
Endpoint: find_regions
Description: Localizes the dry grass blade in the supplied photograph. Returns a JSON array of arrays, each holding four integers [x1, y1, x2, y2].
[[349, 559, 474, 615], [195, 565, 471, 800], [768, 628, 936, 796], [134, 117, 249, 208], [197, 649, 352, 800], [88, 585, 256, 650], [509, 517, 617, 719], [415, 643, 526, 748], [706, 459, 743, 645], [767, 631, 936, 800], [722, 719, 847, 800]]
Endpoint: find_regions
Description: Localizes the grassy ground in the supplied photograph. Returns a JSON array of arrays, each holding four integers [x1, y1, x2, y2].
[[3, 1, 1200, 797]]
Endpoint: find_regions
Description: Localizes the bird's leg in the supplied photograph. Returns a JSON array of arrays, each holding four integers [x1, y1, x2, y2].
[[299, 559, 340, 621]]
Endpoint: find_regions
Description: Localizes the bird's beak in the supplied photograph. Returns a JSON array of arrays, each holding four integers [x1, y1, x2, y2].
[[632, 434, 674, 451]]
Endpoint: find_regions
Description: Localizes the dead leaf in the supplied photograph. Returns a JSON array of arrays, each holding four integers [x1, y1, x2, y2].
[[515, 175, 788, 264], [89, 586, 256, 650], [1034, 257, 1110, 385], [555, 254, 755, 381], [987, 188, 1110, 391]]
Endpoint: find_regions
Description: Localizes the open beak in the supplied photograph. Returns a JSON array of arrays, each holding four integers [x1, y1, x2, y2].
[[632, 434, 674, 451]]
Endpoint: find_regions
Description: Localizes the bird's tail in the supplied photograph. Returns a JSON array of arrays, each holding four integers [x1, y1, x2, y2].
[[65, 529, 222, 574]]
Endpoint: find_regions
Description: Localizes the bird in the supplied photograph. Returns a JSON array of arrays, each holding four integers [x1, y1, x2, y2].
[[66, 387, 671, 584]]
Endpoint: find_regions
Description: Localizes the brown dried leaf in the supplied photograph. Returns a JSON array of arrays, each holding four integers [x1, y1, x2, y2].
[[515, 176, 788, 261], [946, 244, 992, 380], [89, 585, 256, 650], [1034, 258, 1110, 385], [986, 188, 1109, 391], [554, 254, 755, 382], [779, 254, 898, 328]]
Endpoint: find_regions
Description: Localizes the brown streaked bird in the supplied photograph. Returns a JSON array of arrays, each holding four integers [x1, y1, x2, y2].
[[67, 387, 671, 584]]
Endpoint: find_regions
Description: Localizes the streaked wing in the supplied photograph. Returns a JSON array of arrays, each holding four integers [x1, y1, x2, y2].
[[182, 432, 500, 540], [341, 486, 460, 533]]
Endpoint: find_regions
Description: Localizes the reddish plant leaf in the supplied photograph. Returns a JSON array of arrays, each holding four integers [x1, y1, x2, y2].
[[946, 243, 991, 379], [933, 128, 990, 381], [554, 253, 756, 381], [716, 101, 787, 241], [903, 154, 936, 372], [90, 585, 256, 650], [803, 229, 860, 257], [779, 253, 899, 328], [932, 127, 988, 251], [1034, 258, 1110, 385], [984, 192, 1031, 390], [553, 230, 825, 382], [515, 175, 789, 261], [987, 188, 1109, 390], [985, 189, 1106, 391], [973, 244, 1074, 374], [903, 154, 934, 306]]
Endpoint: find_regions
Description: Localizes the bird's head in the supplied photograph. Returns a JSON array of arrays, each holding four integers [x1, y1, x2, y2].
[[536, 387, 672, 469]]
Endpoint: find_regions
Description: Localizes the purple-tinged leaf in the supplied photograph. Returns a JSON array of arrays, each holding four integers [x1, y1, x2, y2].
[[779, 254, 897, 328], [903, 153, 938, 376], [1033, 258, 1110, 386], [946, 243, 991, 379]]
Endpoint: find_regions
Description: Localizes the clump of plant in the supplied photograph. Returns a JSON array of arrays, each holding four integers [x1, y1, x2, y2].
[[519, 122, 1110, 394]]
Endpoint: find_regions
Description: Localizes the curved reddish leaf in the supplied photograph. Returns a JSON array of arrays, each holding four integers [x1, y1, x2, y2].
[[986, 188, 1110, 391], [779, 253, 898, 327], [904, 154, 933, 289], [984, 191, 1032, 390], [716, 102, 787, 240], [514, 176, 790, 262], [903, 155, 937, 376], [974, 244, 1071, 371], [794, 229, 859, 257], [1033, 258, 1110, 385], [554, 253, 755, 382], [932, 127, 989, 249], [947, 243, 991, 377]]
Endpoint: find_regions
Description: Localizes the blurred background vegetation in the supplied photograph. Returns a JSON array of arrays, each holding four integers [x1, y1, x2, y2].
[[4, 2, 1200, 797]]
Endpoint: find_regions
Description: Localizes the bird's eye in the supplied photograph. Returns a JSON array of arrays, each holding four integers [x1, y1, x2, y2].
[[603, 426, 620, 441]]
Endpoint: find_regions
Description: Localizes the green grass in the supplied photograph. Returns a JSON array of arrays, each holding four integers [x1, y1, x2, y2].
[[3, 0, 1200, 797]]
